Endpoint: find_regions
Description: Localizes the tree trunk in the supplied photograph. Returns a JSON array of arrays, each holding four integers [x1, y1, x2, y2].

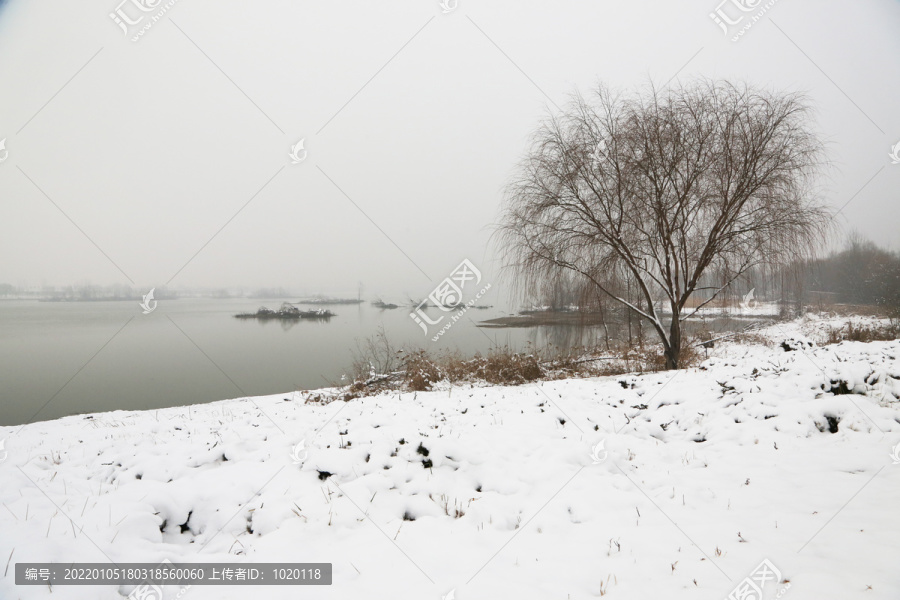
[[665, 315, 682, 370], [598, 295, 611, 352]]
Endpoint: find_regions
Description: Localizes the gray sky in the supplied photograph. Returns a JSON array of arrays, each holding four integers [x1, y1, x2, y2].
[[1, 0, 898, 299]]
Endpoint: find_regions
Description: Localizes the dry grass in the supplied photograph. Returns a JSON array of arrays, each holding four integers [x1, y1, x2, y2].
[[823, 320, 900, 345], [810, 303, 896, 319], [399, 347, 544, 391], [728, 331, 771, 346], [402, 349, 446, 391], [308, 331, 712, 404]]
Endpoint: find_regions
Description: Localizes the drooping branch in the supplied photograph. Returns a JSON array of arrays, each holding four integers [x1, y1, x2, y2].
[[496, 78, 831, 369]]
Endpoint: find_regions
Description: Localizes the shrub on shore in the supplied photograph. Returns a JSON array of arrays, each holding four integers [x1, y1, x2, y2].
[[305, 333, 708, 404], [824, 320, 900, 345]]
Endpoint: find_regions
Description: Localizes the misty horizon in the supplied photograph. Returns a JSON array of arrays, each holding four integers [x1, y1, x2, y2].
[[2, 0, 898, 300]]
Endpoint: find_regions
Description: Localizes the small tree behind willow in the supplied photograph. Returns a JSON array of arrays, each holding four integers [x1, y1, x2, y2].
[[498, 79, 831, 369]]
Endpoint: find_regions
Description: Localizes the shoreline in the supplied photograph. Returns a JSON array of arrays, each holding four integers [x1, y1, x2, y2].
[[4, 311, 896, 428]]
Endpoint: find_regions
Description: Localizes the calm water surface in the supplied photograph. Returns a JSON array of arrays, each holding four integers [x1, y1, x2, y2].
[[0, 299, 765, 426], [0, 298, 594, 426]]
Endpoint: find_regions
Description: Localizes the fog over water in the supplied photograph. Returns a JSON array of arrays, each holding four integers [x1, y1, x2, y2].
[[0, 0, 898, 298]]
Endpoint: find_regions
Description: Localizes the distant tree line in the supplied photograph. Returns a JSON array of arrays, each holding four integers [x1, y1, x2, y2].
[[806, 234, 900, 312], [528, 234, 900, 319]]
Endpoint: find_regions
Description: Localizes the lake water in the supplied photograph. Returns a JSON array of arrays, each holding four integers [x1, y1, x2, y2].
[[0, 299, 600, 426], [0, 298, 767, 426]]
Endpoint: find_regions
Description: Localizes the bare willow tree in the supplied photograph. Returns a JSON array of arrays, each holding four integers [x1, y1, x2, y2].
[[498, 79, 831, 369]]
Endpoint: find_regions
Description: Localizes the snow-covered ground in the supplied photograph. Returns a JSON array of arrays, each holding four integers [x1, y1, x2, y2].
[[685, 301, 782, 318], [1, 315, 899, 599], [664, 300, 782, 318]]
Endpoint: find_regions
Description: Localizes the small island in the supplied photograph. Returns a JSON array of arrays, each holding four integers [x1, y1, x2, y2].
[[235, 302, 335, 320], [372, 299, 399, 310]]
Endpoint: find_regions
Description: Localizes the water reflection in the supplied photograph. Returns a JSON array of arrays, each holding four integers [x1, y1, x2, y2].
[[0, 298, 774, 426]]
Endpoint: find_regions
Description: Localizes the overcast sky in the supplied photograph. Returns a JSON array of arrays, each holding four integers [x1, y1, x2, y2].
[[1, 0, 898, 299]]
